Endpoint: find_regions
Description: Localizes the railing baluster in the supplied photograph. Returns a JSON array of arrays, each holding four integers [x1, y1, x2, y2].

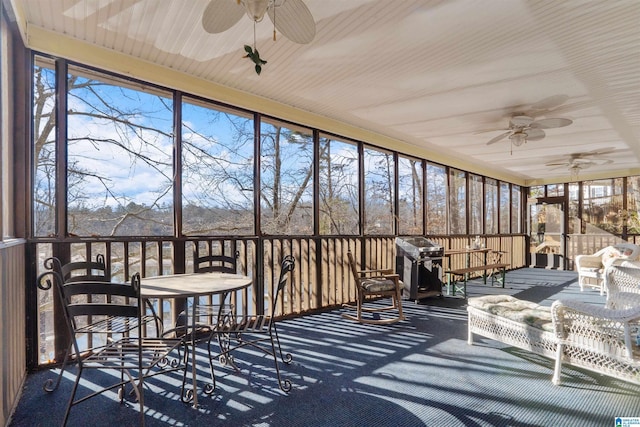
[[33, 234, 529, 367]]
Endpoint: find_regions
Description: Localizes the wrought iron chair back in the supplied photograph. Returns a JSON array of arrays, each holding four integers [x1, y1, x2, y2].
[[164, 250, 240, 341], [194, 251, 238, 274], [46, 271, 182, 426], [57, 253, 111, 282], [38, 256, 162, 395]]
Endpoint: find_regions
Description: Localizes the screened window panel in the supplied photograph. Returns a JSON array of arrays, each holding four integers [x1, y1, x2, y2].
[[363, 147, 395, 235], [511, 185, 521, 234], [66, 66, 174, 236], [530, 186, 545, 198], [448, 169, 466, 234], [500, 182, 510, 234], [485, 178, 498, 234], [398, 156, 423, 235], [260, 119, 313, 235], [182, 98, 255, 236], [568, 183, 580, 235], [426, 163, 446, 234], [582, 178, 624, 234], [318, 135, 359, 235], [469, 174, 483, 235], [1, 19, 12, 239], [547, 183, 564, 197], [626, 176, 640, 234], [33, 58, 56, 237]]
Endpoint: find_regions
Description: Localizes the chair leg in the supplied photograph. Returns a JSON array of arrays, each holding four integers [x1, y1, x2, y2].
[[552, 343, 564, 385], [395, 288, 405, 321], [203, 338, 217, 395], [136, 371, 145, 427], [63, 365, 83, 426], [272, 324, 293, 364], [44, 342, 73, 393], [180, 343, 196, 403], [342, 294, 404, 325], [268, 333, 292, 393]]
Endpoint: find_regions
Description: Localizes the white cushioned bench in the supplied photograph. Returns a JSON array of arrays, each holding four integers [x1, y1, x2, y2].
[[467, 290, 640, 385], [467, 295, 558, 359]]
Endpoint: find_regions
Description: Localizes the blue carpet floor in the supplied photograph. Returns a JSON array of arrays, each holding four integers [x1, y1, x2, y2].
[[8, 268, 640, 426]]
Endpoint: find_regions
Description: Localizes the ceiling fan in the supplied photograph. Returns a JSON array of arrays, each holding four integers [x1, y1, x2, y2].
[[545, 148, 615, 179], [481, 95, 574, 152], [202, 0, 316, 74], [484, 113, 573, 147]]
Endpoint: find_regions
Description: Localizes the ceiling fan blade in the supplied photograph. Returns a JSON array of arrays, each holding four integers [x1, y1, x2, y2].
[[202, 0, 244, 34], [268, 0, 316, 44], [545, 161, 570, 167], [547, 164, 571, 171], [474, 127, 509, 135], [530, 118, 573, 129], [526, 128, 545, 141], [581, 147, 616, 157], [486, 131, 511, 145], [529, 95, 570, 112]]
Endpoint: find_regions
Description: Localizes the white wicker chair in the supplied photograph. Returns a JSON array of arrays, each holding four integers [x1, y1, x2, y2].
[[604, 265, 640, 300], [575, 243, 640, 295], [551, 291, 640, 385]]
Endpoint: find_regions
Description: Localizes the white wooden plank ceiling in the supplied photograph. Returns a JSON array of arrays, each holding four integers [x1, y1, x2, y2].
[[11, 0, 640, 184]]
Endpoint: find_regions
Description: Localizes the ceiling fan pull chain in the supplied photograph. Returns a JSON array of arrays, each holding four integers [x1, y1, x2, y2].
[[273, 6, 277, 41]]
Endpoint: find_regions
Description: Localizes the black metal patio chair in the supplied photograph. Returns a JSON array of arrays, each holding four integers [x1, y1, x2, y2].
[[38, 256, 163, 394], [47, 271, 183, 426], [206, 254, 296, 393]]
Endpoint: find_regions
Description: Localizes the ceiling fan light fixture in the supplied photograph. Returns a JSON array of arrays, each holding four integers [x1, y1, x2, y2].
[[240, 0, 286, 22], [241, 0, 269, 21], [570, 164, 581, 181], [509, 132, 527, 146]]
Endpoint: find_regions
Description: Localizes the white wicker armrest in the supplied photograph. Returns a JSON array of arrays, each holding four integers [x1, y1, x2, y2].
[[605, 266, 640, 297], [552, 299, 640, 359], [606, 291, 640, 310]]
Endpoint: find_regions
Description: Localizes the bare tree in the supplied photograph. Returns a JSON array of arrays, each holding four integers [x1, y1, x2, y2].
[[318, 137, 359, 235], [260, 124, 314, 235], [364, 148, 395, 235], [33, 63, 174, 237]]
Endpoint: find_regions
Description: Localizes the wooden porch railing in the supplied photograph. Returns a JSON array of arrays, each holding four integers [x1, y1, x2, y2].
[[30, 235, 527, 368]]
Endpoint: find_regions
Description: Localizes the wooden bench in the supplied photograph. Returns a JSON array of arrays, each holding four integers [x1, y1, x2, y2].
[[446, 263, 509, 296]]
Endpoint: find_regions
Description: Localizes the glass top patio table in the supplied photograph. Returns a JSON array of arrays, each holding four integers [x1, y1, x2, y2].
[[140, 272, 252, 299], [139, 272, 253, 408]]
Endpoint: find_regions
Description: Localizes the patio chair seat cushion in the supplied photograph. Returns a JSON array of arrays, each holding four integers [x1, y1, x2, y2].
[[468, 295, 553, 332], [620, 260, 640, 269], [361, 278, 397, 293]]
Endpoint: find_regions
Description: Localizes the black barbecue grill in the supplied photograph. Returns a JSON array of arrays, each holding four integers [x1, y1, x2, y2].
[[395, 236, 444, 301]]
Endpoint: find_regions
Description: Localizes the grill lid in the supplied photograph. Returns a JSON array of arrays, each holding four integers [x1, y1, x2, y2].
[[396, 236, 444, 258]]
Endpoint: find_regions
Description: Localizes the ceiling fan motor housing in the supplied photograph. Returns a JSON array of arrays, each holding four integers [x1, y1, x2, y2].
[[510, 115, 534, 127]]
